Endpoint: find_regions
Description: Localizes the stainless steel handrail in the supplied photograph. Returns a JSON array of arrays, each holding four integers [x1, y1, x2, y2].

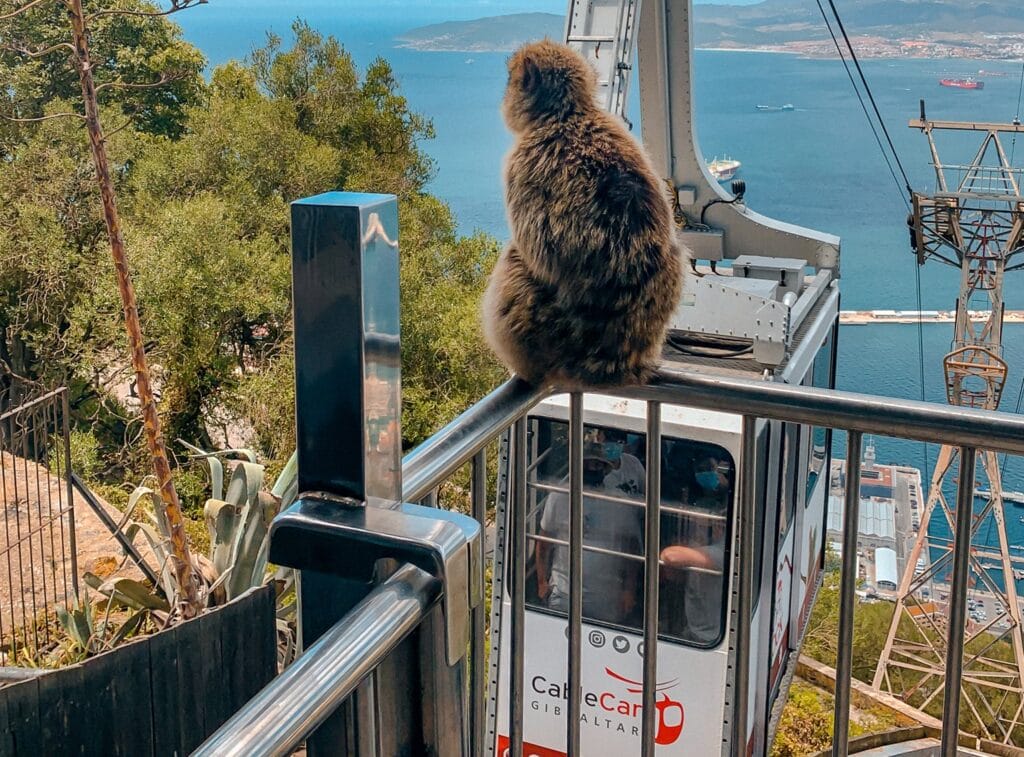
[[402, 378, 545, 502], [192, 564, 440, 757], [404, 366, 1024, 510], [627, 368, 1024, 454]]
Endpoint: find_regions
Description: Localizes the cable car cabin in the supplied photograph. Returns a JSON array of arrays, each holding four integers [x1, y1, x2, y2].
[[491, 260, 839, 756]]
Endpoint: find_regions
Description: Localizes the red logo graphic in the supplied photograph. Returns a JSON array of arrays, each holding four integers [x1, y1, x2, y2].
[[604, 668, 685, 745], [496, 736, 566, 757]]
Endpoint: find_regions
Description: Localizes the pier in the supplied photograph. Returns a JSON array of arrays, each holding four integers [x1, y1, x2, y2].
[[840, 309, 1024, 324]]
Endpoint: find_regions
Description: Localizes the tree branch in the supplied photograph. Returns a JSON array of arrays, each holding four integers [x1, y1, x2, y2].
[[0, 110, 85, 122], [1, 40, 77, 58], [0, 0, 50, 21], [86, 0, 206, 22], [102, 116, 134, 139], [94, 70, 184, 93]]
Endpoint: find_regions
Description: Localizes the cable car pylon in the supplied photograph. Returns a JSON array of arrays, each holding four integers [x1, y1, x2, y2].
[[873, 105, 1024, 744]]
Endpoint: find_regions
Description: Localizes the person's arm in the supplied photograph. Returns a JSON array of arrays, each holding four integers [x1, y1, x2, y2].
[[660, 543, 725, 572], [536, 489, 567, 600], [536, 537, 552, 599]]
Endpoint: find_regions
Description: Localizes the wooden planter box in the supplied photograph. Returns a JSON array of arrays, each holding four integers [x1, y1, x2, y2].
[[0, 585, 276, 756]]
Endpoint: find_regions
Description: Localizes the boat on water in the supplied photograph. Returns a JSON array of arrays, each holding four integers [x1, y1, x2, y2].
[[978, 70, 1008, 77], [755, 103, 795, 112], [940, 78, 984, 90], [707, 156, 741, 181]]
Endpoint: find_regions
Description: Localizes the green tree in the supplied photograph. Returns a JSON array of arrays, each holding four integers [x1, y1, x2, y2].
[[0, 0, 205, 153]]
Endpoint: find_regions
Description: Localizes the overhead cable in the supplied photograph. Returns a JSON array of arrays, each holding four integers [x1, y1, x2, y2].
[[824, 0, 914, 198]]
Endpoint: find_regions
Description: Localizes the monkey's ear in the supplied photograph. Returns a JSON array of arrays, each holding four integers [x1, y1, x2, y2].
[[518, 55, 540, 92]]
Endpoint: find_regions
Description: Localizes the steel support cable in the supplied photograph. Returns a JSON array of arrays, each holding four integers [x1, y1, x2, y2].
[[1011, 60, 1024, 164], [814, 0, 928, 472], [824, 0, 914, 197], [814, 0, 907, 212]]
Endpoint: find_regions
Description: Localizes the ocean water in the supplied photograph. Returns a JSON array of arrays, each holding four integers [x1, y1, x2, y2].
[[174, 10, 1024, 553]]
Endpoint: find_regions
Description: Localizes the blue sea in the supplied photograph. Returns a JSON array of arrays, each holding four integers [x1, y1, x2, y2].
[[175, 7, 1024, 558]]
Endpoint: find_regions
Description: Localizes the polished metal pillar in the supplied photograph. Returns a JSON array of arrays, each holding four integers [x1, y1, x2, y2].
[[287, 192, 407, 755]]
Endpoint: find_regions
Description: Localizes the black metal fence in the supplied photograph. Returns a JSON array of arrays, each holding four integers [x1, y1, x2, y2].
[[0, 380, 77, 662]]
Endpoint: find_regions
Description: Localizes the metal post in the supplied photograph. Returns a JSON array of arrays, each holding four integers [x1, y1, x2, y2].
[[641, 401, 662, 757], [832, 431, 862, 756], [567, 392, 584, 756], [942, 447, 977, 755], [471, 450, 487, 755], [287, 192, 405, 756], [61, 389, 78, 598], [732, 416, 758, 755], [510, 417, 528, 756]]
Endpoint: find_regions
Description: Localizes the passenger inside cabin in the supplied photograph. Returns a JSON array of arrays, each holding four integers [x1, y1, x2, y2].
[[535, 429, 646, 625], [660, 453, 731, 645]]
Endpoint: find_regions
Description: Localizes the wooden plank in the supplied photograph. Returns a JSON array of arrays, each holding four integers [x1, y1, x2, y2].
[[109, 638, 154, 756], [38, 665, 73, 755], [195, 607, 225, 746], [84, 643, 120, 754], [149, 616, 182, 757], [256, 585, 278, 694], [175, 612, 208, 754], [59, 664, 91, 757], [5, 675, 41, 755]]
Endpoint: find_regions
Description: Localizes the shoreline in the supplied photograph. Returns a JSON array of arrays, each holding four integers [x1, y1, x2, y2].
[[396, 40, 1023, 63]]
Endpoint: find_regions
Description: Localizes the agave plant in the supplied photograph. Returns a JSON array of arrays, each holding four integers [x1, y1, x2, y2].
[[83, 446, 300, 664]]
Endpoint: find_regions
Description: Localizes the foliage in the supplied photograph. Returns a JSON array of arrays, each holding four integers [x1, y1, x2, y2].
[[1, 10, 504, 488], [771, 680, 903, 757], [78, 444, 298, 661], [0, 0, 205, 151], [802, 571, 894, 684], [54, 589, 150, 665]]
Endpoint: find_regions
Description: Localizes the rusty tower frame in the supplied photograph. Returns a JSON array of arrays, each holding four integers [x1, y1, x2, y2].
[[873, 112, 1024, 744]]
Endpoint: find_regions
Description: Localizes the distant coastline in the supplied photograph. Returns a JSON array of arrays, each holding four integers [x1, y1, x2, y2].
[[398, 10, 1024, 61]]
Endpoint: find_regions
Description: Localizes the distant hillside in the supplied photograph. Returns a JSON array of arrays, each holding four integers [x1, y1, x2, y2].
[[398, 3, 1024, 57], [694, 0, 1024, 48], [395, 13, 563, 52]]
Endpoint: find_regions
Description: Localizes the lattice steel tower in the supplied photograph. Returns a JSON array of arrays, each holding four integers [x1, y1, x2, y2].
[[873, 110, 1024, 743]]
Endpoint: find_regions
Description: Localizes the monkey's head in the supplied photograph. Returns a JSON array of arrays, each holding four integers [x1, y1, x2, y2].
[[503, 40, 597, 133]]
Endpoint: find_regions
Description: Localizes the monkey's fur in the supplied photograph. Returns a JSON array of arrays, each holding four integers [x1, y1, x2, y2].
[[483, 40, 684, 389]]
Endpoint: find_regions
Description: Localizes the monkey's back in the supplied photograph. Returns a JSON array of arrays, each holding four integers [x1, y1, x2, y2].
[[497, 110, 684, 387]]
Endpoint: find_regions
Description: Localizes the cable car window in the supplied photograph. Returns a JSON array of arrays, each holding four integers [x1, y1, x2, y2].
[[524, 417, 735, 648], [805, 328, 836, 501], [752, 423, 769, 611], [777, 423, 799, 535]]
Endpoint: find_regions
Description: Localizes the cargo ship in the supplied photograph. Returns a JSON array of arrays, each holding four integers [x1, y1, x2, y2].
[[707, 156, 741, 181], [755, 103, 795, 112], [940, 78, 984, 90]]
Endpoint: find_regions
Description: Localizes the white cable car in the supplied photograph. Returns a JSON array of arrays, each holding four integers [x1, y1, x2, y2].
[[489, 262, 840, 755]]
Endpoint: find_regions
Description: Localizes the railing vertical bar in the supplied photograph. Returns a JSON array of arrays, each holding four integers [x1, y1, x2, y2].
[[31, 404, 52, 647], [941, 446, 976, 756], [732, 415, 758, 755], [470, 449, 487, 755], [510, 416, 528, 757], [567, 392, 584, 756], [17, 413, 40, 652], [832, 430, 863, 756], [58, 391, 77, 599], [1, 413, 19, 658], [641, 401, 662, 757]]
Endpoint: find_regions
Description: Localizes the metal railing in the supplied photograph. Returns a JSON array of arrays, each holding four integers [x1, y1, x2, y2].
[[200, 366, 1024, 756], [198, 193, 1024, 756], [0, 382, 78, 661]]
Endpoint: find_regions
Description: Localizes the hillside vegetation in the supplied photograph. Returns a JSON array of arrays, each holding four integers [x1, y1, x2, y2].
[[0, 5, 504, 509]]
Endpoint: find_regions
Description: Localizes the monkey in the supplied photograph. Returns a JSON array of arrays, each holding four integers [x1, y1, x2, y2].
[[482, 39, 685, 389]]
